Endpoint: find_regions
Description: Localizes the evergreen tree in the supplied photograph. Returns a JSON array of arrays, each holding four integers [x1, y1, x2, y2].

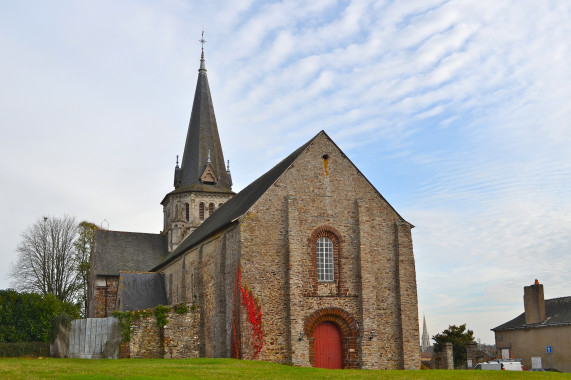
[[433, 324, 475, 368]]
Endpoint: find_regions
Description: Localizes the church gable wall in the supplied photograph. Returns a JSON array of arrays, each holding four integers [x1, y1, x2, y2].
[[237, 133, 418, 369]]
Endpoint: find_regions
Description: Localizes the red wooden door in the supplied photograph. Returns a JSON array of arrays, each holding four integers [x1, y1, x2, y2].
[[314, 322, 343, 369]]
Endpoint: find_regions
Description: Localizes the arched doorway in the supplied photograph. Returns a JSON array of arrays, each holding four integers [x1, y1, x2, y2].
[[314, 322, 342, 369], [304, 307, 360, 369]]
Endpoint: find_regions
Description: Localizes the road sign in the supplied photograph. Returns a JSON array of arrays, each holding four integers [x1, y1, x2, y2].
[[546, 346, 552, 353]]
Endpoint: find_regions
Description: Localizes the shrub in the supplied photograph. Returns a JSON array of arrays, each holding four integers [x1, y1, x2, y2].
[[0, 289, 80, 344], [0, 342, 49, 357], [173, 303, 189, 314]]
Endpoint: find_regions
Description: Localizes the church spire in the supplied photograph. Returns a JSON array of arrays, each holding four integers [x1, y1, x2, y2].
[[175, 33, 232, 191], [421, 314, 431, 352]]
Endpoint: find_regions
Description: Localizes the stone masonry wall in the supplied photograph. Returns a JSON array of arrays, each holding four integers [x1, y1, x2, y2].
[[396, 221, 421, 369], [94, 276, 119, 318], [163, 192, 233, 252], [238, 133, 420, 369], [159, 226, 241, 359], [129, 304, 200, 359]]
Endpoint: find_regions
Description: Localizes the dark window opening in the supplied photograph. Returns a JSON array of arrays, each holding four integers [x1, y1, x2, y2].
[[199, 203, 205, 221]]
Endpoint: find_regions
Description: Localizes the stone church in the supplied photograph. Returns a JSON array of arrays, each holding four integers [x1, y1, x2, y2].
[[88, 48, 420, 370]]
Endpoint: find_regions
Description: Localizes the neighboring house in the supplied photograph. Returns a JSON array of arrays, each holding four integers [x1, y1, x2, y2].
[[88, 48, 420, 370], [492, 280, 571, 372]]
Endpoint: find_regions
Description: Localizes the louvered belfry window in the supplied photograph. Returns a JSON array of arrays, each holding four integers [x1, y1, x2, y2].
[[317, 237, 334, 282], [199, 203, 205, 221], [209, 203, 215, 216]]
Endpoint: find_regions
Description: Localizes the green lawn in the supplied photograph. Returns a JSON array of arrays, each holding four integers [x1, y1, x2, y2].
[[0, 358, 568, 379]]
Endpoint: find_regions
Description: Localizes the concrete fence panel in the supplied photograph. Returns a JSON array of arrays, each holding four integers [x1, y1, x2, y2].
[[67, 317, 121, 359]]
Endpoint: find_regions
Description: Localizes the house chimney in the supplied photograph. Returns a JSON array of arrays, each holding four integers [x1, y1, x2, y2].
[[523, 279, 546, 325]]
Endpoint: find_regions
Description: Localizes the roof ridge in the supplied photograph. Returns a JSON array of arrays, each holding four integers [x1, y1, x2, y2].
[[97, 230, 164, 236], [547, 296, 571, 303]]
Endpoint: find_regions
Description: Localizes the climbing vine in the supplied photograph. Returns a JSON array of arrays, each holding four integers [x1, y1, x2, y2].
[[112, 310, 133, 343], [154, 305, 171, 329], [232, 267, 263, 359], [112, 303, 191, 343], [173, 303, 189, 314]]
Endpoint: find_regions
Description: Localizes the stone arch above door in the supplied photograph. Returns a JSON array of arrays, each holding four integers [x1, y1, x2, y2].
[[304, 307, 360, 369]]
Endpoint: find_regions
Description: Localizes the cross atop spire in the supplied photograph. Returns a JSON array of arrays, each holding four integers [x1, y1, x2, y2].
[[199, 30, 206, 54], [199, 31, 207, 72]]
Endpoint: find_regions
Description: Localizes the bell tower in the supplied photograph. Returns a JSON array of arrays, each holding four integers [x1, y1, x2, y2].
[[161, 35, 234, 251]]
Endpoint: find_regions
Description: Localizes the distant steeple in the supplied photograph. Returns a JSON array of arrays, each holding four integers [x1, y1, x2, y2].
[[175, 34, 232, 191], [421, 315, 431, 352]]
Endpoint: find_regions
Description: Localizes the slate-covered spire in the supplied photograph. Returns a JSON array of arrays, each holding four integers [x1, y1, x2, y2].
[[421, 315, 430, 352], [175, 45, 232, 192]]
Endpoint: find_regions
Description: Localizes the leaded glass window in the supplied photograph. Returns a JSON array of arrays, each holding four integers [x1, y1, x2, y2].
[[317, 237, 334, 282]]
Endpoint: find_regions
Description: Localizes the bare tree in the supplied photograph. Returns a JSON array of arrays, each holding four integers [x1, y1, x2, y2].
[[9, 215, 81, 303]]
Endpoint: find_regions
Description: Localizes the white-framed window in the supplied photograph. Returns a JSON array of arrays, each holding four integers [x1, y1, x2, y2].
[[317, 237, 334, 282]]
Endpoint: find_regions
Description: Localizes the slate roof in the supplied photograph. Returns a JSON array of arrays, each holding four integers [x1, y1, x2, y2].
[[492, 296, 571, 331], [117, 272, 167, 312], [152, 132, 318, 270], [94, 230, 168, 276], [176, 51, 232, 192], [153, 130, 413, 270]]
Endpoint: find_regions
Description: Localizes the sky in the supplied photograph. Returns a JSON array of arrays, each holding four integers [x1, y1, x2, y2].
[[1, 0, 570, 345]]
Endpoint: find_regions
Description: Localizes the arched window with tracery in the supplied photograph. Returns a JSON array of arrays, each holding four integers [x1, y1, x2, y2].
[[199, 202, 205, 221], [209, 202, 215, 216], [185, 203, 189, 222], [317, 237, 334, 282]]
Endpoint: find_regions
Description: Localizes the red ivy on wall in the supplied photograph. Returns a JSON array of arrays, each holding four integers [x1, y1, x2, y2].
[[231, 266, 263, 359]]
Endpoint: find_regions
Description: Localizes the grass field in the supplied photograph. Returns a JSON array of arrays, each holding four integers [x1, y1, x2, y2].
[[0, 358, 568, 379]]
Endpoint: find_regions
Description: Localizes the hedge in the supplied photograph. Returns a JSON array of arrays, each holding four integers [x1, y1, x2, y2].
[[0, 342, 50, 357], [0, 289, 79, 344]]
